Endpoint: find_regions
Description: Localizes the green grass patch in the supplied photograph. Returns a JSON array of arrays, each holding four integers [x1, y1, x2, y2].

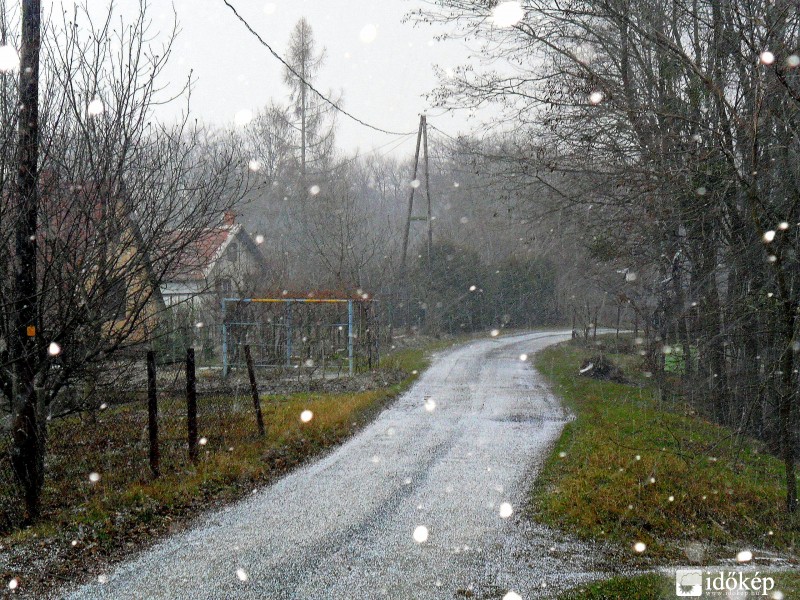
[[530, 340, 798, 562], [559, 573, 671, 599]]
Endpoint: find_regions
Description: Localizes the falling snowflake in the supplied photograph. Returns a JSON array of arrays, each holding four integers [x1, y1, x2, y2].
[[503, 592, 522, 600], [490, 329, 500, 337], [0, 45, 19, 72], [248, 159, 262, 172], [736, 550, 753, 563], [89, 472, 101, 483], [519, 354, 528, 361], [491, 1, 524, 27], [199, 437, 208, 446], [87, 97, 104, 117], [359, 24, 378, 44], [300, 410, 313, 423], [588, 91, 604, 105], [236, 568, 249, 581], [309, 185, 321, 195], [97, 574, 109, 584], [255, 234, 264, 244], [234, 109, 253, 127], [787, 54, 800, 67], [413, 525, 429, 543], [410, 179, 421, 189], [469, 285, 477, 291], [760, 51, 775, 65], [424, 397, 436, 412], [47, 342, 61, 356], [7, 578, 18, 590], [633, 541, 646, 553], [499, 502, 513, 518]]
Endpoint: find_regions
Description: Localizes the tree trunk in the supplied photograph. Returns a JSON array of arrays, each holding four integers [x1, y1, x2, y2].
[[779, 335, 797, 512]]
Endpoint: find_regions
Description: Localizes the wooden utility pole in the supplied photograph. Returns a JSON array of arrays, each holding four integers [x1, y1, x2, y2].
[[400, 117, 424, 280], [10, 0, 43, 523], [186, 348, 198, 463], [399, 115, 436, 329], [146, 351, 160, 478], [421, 115, 433, 263]]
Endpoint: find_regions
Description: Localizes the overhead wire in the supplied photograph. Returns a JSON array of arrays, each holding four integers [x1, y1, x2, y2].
[[222, 0, 418, 137]]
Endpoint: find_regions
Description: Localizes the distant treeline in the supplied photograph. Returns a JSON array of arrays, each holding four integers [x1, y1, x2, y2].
[[402, 241, 559, 334]]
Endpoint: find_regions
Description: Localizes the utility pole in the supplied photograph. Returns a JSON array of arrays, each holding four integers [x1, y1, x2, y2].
[[399, 115, 434, 330], [11, 0, 42, 523], [399, 117, 423, 280], [422, 115, 433, 263]]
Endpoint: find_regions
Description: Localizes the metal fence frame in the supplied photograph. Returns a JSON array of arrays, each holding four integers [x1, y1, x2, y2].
[[221, 297, 377, 377]]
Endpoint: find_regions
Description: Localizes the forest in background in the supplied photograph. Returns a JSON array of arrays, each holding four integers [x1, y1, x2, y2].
[[0, 0, 797, 523]]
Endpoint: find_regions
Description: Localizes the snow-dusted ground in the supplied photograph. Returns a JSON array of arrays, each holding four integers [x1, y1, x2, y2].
[[64, 330, 611, 599]]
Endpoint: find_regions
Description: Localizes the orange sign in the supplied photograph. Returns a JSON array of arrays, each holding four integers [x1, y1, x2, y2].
[[26, 325, 36, 337]]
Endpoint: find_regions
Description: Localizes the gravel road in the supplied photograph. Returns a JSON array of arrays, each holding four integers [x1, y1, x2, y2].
[[64, 331, 610, 599]]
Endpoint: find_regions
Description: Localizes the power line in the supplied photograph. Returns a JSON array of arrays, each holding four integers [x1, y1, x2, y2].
[[222, 1, 418, 137]]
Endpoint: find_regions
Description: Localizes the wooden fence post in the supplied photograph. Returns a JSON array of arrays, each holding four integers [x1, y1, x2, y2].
[[147, 350, 160, 478], [186, 348, 198, 463], [244, 344, 266, 437]]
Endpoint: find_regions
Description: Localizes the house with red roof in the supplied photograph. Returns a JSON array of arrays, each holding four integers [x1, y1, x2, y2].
[[160, 211, 269, 308]]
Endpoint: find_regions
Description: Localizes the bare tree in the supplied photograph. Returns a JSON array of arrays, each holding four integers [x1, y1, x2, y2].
[[413, 0, 800, 510], [0, 0, 249, 522]]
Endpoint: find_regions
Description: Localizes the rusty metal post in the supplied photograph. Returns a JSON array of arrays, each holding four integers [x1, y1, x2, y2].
[[244, 344, 266, 436]]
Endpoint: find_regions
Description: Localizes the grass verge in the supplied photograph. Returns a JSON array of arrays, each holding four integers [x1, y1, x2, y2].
[[0, 343, 440, 597], [529, 339, 798, 564]]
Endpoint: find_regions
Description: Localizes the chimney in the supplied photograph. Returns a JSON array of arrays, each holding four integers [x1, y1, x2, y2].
[[223, 211, 236, 226]]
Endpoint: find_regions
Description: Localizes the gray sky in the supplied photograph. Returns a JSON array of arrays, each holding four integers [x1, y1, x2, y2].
[[74, 0, 484, 158]]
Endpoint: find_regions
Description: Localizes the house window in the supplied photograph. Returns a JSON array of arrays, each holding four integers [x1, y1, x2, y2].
[[105, 278, 127, 322], [220, 278, 232, 294]]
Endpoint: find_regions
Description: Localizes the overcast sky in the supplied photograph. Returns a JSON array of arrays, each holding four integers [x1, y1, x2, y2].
[[67, 0, 485, 159]]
